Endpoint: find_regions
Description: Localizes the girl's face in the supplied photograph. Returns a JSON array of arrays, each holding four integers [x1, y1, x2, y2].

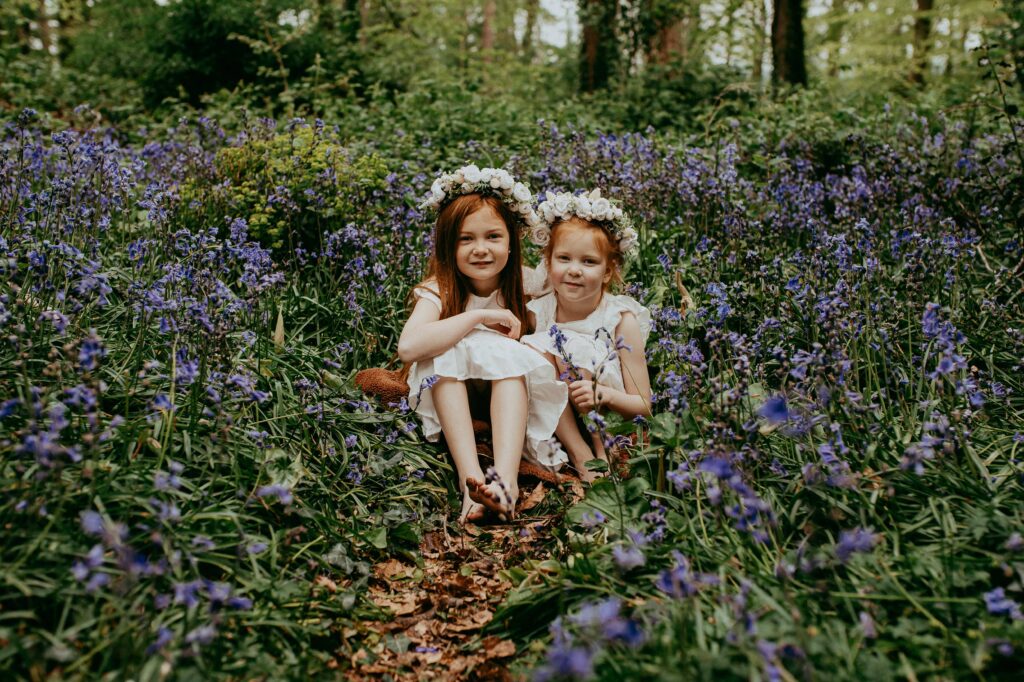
[[548, 224, 612, 310], [455, 204, 510, 295]]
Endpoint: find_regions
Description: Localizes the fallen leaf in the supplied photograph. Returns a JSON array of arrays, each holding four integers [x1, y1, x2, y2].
[[375, 558, 412, 580], [273, 308, 285, 347], [370, 588, 421, 616], [314, 575, 338, 592], [446, 609, 493, 632], [481, 636, 516, 659], [518, 482, 546, 512], [568, 478, 585, 502]]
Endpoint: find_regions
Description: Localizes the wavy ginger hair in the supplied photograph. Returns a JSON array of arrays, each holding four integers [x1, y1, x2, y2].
[[414, 193, 528, 335]]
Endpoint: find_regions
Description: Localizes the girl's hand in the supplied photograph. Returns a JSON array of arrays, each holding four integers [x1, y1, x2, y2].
[[477, 309, 521, 339], [568, 379, 602, 412]]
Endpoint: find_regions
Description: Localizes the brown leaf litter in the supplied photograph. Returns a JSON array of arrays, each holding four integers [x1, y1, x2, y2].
[[338, 510, 557, 680]]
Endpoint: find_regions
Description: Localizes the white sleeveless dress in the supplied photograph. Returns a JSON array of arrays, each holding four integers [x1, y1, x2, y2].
[[521, 292, 652, 392], [406, 281, 568, 457]]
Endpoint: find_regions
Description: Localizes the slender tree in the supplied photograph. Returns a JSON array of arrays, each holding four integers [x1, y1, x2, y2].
[[521, 0, 539, 59], [909, 0, 934, 85], [771, 0, 807, 85], [823, 0, 847, 78], [579, 0, 618, 92], [751, 0, 770, 82], [481, 0, 496, 57]]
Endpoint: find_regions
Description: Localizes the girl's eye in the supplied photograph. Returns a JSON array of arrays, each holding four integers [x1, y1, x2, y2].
[[557, 256, 569, 262], [459, 236, 472, 242]]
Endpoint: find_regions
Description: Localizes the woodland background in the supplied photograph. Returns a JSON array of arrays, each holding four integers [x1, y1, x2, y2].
[[2, 1, 1023, 680]]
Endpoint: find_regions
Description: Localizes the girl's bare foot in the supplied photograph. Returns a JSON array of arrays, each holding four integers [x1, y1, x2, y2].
[[578, 464, 606, 484], [459, 488, 486, 524], [466, 476, 517, 521]]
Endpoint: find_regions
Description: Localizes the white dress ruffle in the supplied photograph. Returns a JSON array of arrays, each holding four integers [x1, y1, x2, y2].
[[406, 282, 568, 456], [521, 292, 652, 393]]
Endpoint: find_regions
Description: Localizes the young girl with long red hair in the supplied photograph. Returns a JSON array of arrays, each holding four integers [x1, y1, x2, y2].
[[399, 166, 567, 522]]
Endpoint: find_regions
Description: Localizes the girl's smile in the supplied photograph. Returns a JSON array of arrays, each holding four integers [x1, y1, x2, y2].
[[456, 205, 510, 294]]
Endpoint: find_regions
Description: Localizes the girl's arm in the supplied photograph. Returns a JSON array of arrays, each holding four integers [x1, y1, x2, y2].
[[597, 312, 652, 418], [397, 298, 521, 364]]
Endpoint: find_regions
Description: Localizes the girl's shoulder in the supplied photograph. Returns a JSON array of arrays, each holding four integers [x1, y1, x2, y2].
[[604, 293, 652, 340], [522, 263, 550, 298], [413, 278, 442, 308], [526, 291, 557, 320]]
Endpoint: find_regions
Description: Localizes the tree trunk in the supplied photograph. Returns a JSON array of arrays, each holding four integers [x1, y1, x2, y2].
[[36, 0, 53, 57], [481, 0, 496, 58], [909, 0, 934, 85], [752, 0, 768, 83], [579, 0, 616, 92], [771, 0, 807, 86], [360, 0, 370, 47], [521, 0, 539, 60], [649, 1, 700, 66], [825, 0, 846, 78], [650, 19, 683, 65]]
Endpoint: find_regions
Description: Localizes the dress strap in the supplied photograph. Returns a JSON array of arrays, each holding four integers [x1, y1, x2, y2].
[[604, 294, 652, 344], [412, 282, 442, 311], [526, 293, 557, 330]]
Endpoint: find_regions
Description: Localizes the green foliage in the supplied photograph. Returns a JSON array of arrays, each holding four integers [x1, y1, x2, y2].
[[188, 125, 390, 252], [66, 0, 336, 108]]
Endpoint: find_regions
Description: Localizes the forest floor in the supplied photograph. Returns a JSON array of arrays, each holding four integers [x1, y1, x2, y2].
[[343, 480, 579, 680]]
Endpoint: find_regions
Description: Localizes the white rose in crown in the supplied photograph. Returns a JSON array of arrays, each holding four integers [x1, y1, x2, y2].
[[552, 194, 572, 216], [512, 182, 531, 203], [575, 197, 592, 217], [591, 198, 611, 220], [499, 172, 514, 190], [452, 169, 465, 184], [480, 167, 494, 184], [463, 165, 482, 184], [530, 224, 550, 246]]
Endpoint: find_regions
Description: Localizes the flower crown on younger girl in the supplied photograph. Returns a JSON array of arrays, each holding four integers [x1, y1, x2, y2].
[[420, 164, 540, 230], [531, 188, 639, 254]]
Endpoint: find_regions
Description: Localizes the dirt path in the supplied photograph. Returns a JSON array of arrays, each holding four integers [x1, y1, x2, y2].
[[342, 482, 567, 680]]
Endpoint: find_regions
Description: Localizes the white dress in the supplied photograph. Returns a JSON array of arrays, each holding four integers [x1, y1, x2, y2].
[[521, 292, 652, 393], [406, 281, 568, 456]]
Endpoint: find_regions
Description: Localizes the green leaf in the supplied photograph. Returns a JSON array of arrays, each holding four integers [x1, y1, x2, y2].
[[566, 476, 651, 528], [366, 526, 388, 550]]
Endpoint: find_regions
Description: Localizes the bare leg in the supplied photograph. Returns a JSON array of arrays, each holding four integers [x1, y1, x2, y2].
[[470, 376, 526, 519], [554, 402, 600, 483], [433, 378, 486, 523], [553, 361, 608, 482]]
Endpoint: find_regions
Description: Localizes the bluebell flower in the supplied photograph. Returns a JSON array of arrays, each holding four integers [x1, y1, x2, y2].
[[612, 544, 645, 570], [579, 510, 606, 530], [146, 627, 174, 655], [256, 484, 294, 505], [984, 588, 1024, 620], [835, 527, 878, 563], [757, 396, 789, 423]]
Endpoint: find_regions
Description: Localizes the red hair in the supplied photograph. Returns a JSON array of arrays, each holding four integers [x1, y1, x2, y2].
[[543, 217, 624, 290], [414, 193, 528, 334]]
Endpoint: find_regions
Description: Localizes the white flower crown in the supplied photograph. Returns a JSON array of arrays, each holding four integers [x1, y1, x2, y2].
[[531, 189, 639, 254], [419, 164, 540, 230]]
